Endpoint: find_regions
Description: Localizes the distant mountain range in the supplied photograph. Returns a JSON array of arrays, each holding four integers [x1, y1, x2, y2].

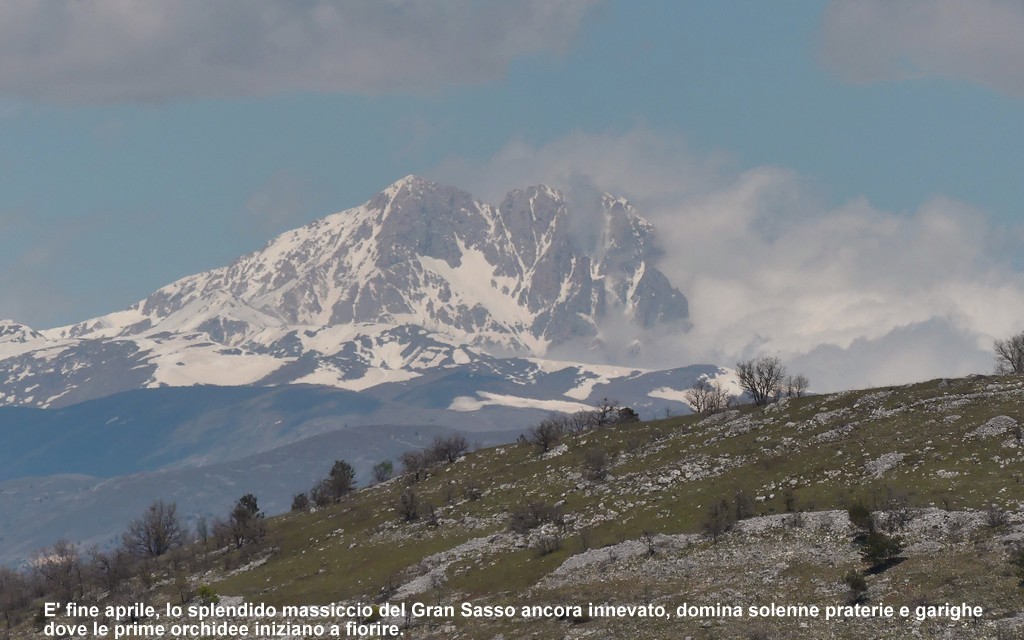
[[0, 176, 732, 565]]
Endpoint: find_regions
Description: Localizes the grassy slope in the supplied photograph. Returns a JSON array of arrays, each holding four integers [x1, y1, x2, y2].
[[186, 375, 1024, 638]]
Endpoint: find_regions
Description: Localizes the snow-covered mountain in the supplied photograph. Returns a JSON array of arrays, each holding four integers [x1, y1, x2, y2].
[[0, 176, 691, 409]]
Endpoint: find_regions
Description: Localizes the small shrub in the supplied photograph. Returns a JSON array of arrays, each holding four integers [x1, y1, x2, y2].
[[783, 488, 798, 513], [196, 584, 219, 605], [578, 529, 593, 551], [703, 498, 734, 544], [372, 460, 394, 484], [396, 489, 419, 522], [1009, 546, 1024, 586], [441, 483, 457, 504], [534, 535, 562, 557], [425, 504, 439, 528], [847, 501, 874, 533], [843, 570, 867, 604], [641, 530, 657, 557], [582, 448, 612, 482], [860, 531, 904, 570], [617, 407, 640, 423], [290, 492, 310, 512], [986, 505, 1009, 529], [734, 490, 755, 520], [508, 502, 563, 534]]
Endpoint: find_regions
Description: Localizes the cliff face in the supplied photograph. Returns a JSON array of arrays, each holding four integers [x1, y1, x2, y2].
[[0, 176, 689, 407]]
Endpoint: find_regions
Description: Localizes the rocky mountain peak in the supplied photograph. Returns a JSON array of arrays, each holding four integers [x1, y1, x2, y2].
[[0, 320, 43, 343], [1, 177, 692, 408]]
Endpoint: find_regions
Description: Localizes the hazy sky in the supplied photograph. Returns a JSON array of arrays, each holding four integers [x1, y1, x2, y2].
[[1, 0, 1022, 390]]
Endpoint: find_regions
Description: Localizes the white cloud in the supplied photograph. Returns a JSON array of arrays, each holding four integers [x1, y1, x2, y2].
[[0, 0, 597, 103], [433, 130, 1024, 391], [819, 0, 1024, 97]]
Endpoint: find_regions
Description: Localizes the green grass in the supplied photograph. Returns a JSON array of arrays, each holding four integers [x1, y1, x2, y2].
[[190, 374, 1024, 638]]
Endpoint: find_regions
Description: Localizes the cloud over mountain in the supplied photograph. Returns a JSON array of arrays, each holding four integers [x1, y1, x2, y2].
[[433, 129, 1024, 390]]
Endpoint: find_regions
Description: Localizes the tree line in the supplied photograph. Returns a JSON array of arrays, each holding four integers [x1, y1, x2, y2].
[[0, 489, 271, 635]]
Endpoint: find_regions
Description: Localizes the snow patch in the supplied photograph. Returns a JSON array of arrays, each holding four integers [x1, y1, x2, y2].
[[449, 392, 593, 413]]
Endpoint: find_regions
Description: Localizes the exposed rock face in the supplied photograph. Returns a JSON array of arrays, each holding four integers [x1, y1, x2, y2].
[[105, 176, 687, 350], [0, 176, 690, 407]]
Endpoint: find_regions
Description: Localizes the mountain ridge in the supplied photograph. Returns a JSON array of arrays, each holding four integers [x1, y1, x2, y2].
[[0, 176, 692, 409]]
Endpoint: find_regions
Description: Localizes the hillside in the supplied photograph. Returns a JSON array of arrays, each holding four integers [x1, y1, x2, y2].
[[13, 374, 1024, 639]]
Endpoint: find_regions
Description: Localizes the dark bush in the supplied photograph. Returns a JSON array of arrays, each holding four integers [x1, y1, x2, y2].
[[508, 502, 563, 534]]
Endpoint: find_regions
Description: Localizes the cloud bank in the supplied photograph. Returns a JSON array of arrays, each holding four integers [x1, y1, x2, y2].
[[0, 0, 597, 103], [819, 0, 1024, 98], [432, 130, 1024, 391]]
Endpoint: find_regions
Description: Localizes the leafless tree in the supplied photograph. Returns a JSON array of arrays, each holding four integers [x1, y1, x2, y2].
[[0, 567, 31, 634], [429, 434, 469, 464], [123, 500, 185, 558], [703, 499, 734, 544], [400, 450, 430, 482], [88, 546, 134, 594], [526, 418, 564, 453], [310, 478, 333, 507], [784, 374, 810, 398], [508, 502, 563, 534], [567, 410, 595, 434], [593, 398, 621, 427], [736, 356, 786, 406], [32, 540, 83, 602], [995, 332, 1024, 374], [684, 378, 731, 415]]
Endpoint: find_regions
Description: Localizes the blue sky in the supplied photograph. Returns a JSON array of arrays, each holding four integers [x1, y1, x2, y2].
[[1, 0, 1022, 388]]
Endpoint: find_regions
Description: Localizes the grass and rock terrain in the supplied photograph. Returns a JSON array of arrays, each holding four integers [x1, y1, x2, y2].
[[11, 374, 1024, 639]]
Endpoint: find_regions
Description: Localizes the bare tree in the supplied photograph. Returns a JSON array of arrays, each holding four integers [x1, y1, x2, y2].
[[0, 567, 30, 634], [736, 356, 786, 406], [400, 450, 430, 482], [123, 500, 185, 558], [703, 499, 734, 544], [195, 515, 209, 544], [995, 332, 1024, 374], [684, 378, 730, 415], [593, 398, 621, 427], [567, 410, 595, 434], [526, 418, 564, 453], [429, 434, 469, 464], [32, 540, 83, 602], [88, 546, 134, 594], [783, 374, 810, 398], [310, 478, 333, 507]]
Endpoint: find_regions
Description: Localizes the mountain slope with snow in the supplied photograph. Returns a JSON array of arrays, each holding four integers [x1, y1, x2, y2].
[[0, 176, 691, 408]]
